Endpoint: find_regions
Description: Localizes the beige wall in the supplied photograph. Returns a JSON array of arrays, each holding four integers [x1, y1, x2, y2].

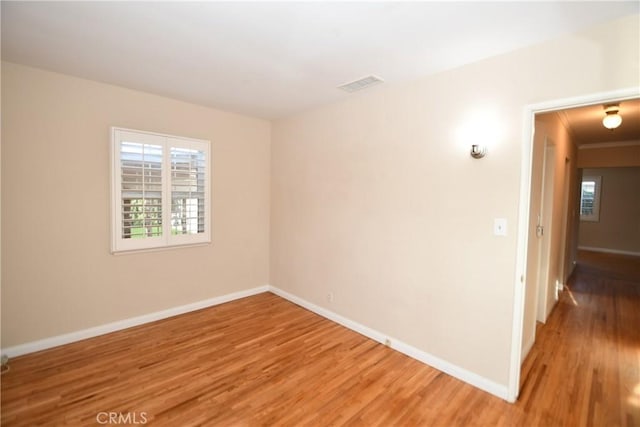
[[1, 62, 271, 347], [577, 143, 640, 168], [578, 167, 640, 254], [271, 15, 639, 386], [1, 13, 638, 393], [523, 113, 578, 358]]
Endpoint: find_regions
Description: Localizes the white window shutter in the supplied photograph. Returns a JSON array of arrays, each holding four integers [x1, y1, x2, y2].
[[111, 128, 211, 253]]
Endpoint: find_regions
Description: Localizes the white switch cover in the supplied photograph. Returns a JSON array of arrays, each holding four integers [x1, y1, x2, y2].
[[494, 218, 507, 236]]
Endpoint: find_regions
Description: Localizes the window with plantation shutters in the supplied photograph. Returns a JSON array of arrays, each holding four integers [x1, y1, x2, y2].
[[120, 141, 163, 240], [111, 128, 211, 253], [170, 145, 205, 236], [579, 176, 601, 222]]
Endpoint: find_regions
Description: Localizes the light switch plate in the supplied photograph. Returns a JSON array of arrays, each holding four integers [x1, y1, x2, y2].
[[494, 218, 507, 236]]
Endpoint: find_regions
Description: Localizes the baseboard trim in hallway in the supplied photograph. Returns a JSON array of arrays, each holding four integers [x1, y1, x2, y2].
[[577, 246, 640, 258]]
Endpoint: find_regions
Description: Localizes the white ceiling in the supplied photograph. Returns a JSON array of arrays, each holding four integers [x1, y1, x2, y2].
[[2, 2, 638, 119]]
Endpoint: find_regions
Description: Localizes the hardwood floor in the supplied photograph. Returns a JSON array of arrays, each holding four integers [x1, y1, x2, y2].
[[2, 253, 639, 426], [573, 249, 640, 282], [517, 251, 640, 426]]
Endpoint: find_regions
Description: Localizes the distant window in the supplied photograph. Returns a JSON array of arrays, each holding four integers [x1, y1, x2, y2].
[[580, 176, 601, 222], [111, 127, 211, 253]]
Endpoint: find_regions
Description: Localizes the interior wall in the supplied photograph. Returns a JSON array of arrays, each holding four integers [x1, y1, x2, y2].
[[578, 167, 640, 254], [1, 62, 271, 347], [271, 15, 639, 387], [565, 162, 582, 284], [523, 113, 578, 355], [522, 121, 545, 359], [577, 143, 640, 168]]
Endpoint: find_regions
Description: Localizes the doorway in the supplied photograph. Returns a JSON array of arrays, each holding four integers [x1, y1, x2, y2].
[[508, 88, 640, 402]]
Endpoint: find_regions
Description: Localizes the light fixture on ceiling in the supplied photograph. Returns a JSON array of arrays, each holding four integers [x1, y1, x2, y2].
[[602, 104, 622, 130]]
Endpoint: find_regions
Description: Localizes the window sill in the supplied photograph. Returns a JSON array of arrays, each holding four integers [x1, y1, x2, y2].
[[111, 241, 211, 256]]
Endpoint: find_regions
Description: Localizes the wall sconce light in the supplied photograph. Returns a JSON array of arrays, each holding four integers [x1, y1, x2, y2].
[[602, 104, 622, 130], [470, 144, 487, 159]]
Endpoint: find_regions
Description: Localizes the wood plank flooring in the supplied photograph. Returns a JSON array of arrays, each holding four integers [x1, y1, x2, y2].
[[573, 249, 640, 282], [517, 251, 640, 426], [2, 251, 639, 426]]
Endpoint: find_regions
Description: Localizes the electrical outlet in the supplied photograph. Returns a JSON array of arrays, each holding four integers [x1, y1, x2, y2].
[[494, 218, 507, 236], [326, 292, 334, 303]]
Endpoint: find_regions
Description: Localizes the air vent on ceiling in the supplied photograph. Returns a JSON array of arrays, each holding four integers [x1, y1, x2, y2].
[[337, 75, 384, 92]]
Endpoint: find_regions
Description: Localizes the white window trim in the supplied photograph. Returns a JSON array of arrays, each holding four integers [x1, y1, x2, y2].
[[580, 175, 601, 222], [110, 127, 211, 254]]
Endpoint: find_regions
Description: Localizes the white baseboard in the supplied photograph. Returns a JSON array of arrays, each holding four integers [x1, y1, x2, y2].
[[1, 285, 269, 358], [268, 285, 509, 401], [2, 283, 509, 401], [578, 246, 640, 257]]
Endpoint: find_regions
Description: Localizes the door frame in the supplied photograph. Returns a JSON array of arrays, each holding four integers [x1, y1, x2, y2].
[[536, 138, 556, 323], [558, 154, 573, 290], [507, 87, 639, 402]]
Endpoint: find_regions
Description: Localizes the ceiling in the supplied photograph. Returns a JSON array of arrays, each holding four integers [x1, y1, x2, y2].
[[556, 99, 640, 146], [2, 2, 639, 119]]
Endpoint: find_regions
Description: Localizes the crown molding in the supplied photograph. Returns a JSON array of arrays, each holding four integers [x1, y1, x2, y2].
[[578, 140, 640, 150]]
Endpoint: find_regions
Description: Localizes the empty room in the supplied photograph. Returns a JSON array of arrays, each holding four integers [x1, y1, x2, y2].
[[1, 2, 639, 426]]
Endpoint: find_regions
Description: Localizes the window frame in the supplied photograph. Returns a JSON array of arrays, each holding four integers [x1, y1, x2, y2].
[[111, 127, 211, 254], [579, 175, 601, 222]]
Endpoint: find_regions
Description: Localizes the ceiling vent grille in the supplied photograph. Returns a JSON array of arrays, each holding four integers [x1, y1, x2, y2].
[[337, 75, 384, 92]]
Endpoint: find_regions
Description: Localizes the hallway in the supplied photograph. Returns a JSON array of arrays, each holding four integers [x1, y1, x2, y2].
[[519, 250, 640, 426]]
